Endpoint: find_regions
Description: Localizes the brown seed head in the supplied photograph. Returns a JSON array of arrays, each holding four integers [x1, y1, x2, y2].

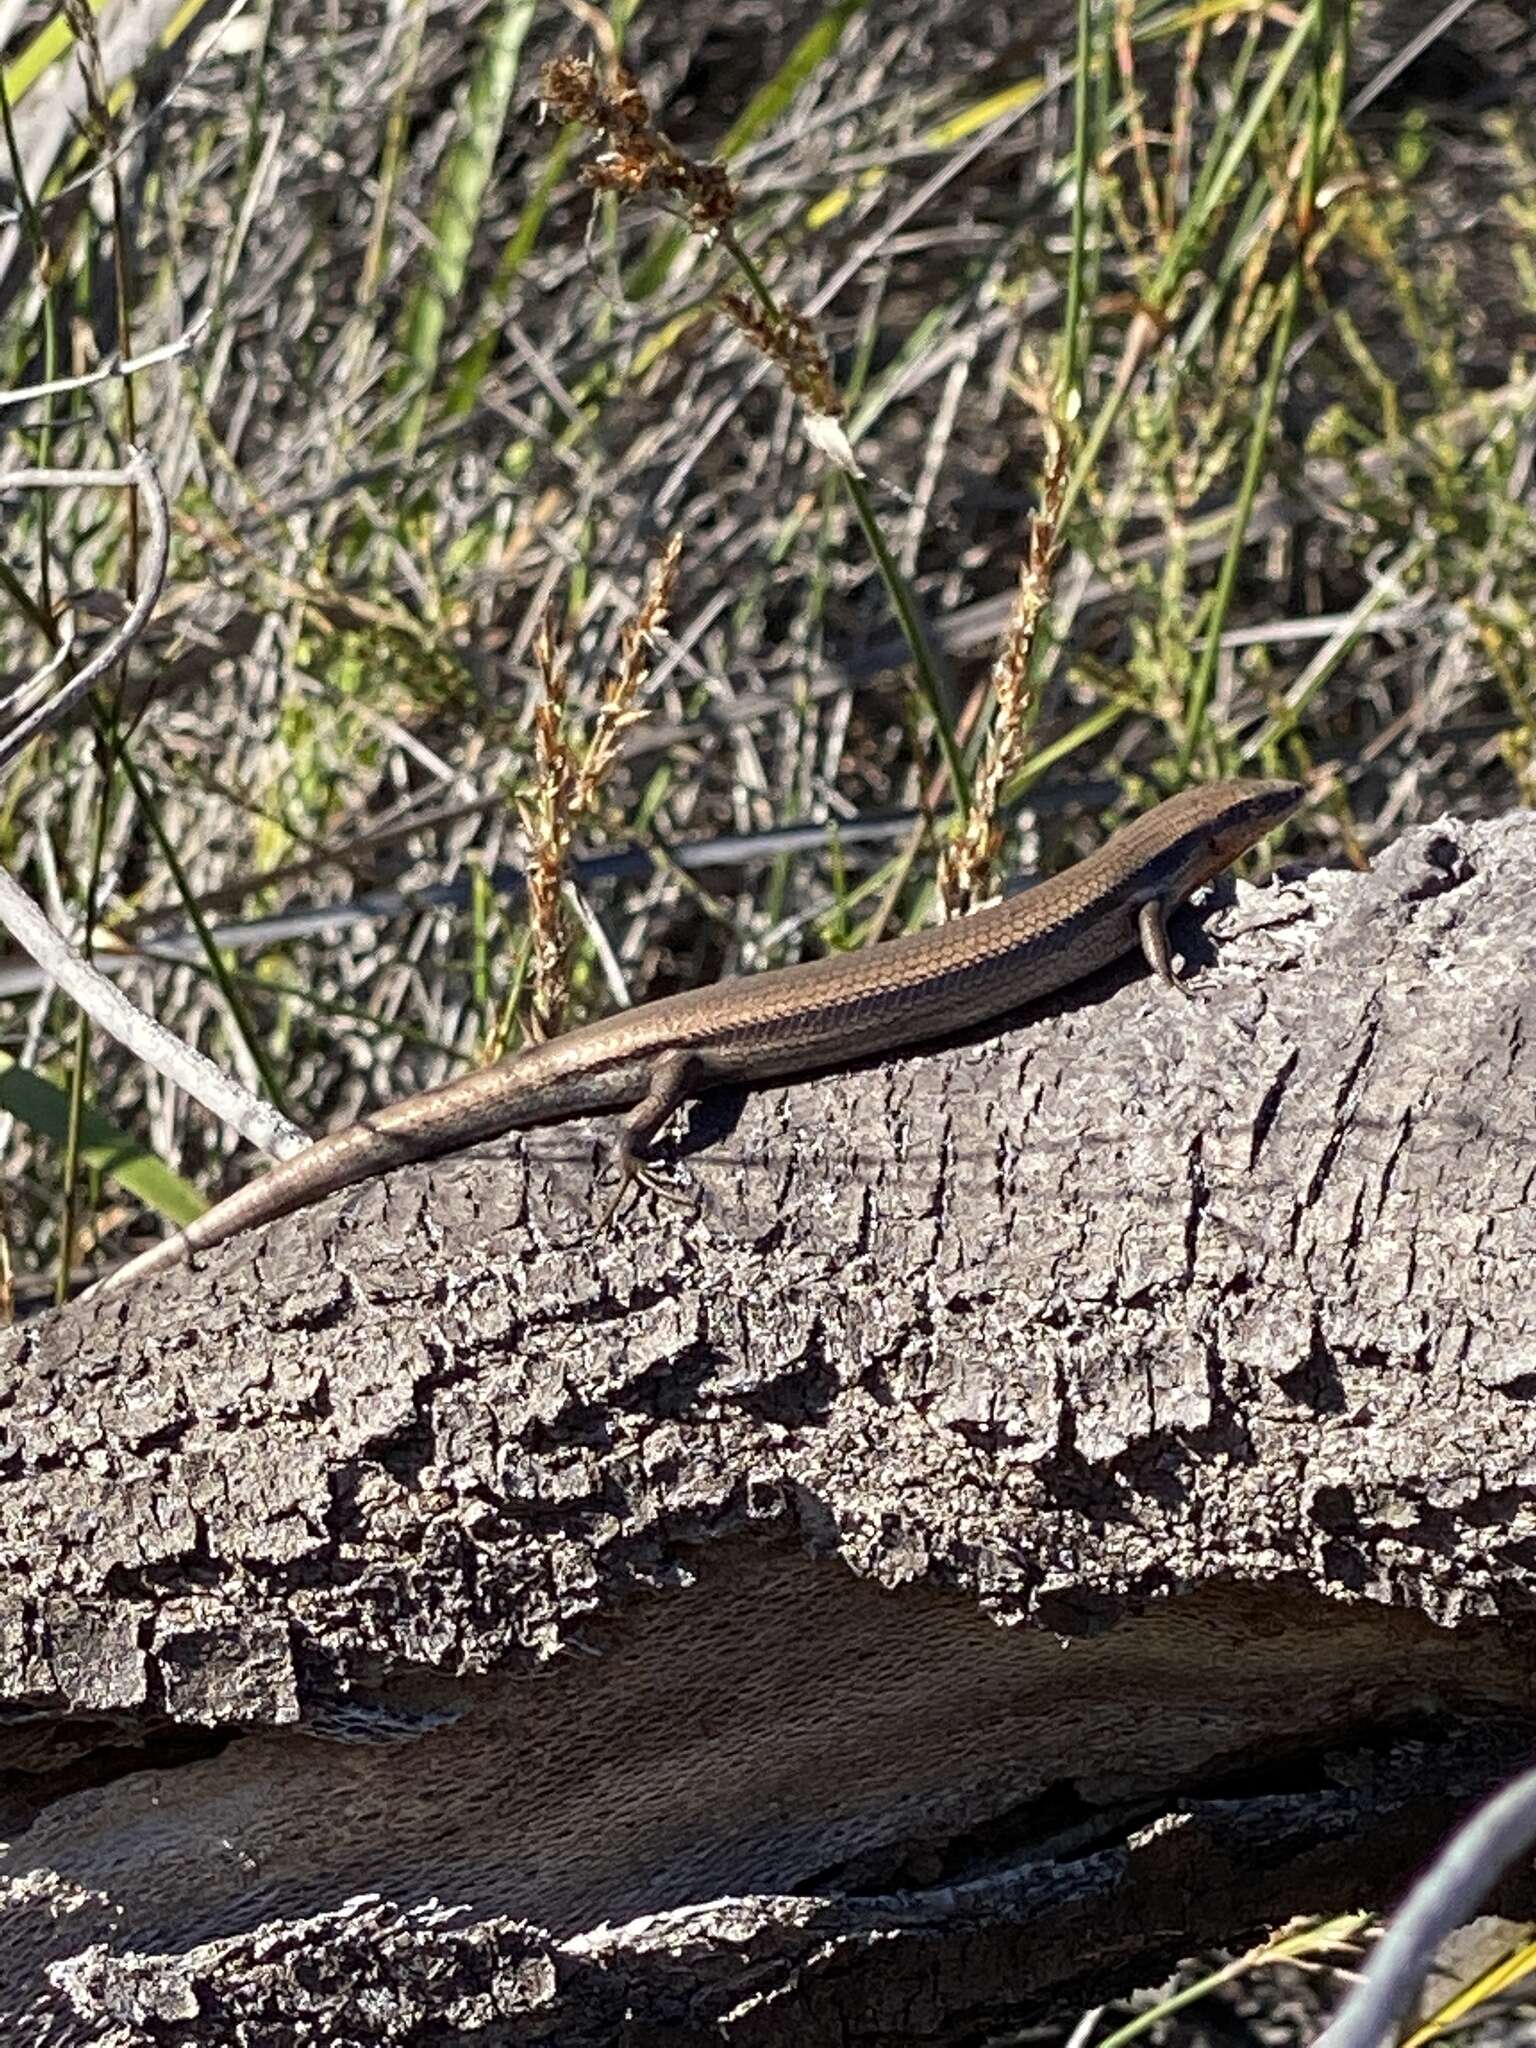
[[540, 56, 737, 235]]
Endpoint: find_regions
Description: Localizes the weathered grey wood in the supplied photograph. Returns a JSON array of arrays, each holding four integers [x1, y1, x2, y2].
[[3, 811, 1535, 2045]]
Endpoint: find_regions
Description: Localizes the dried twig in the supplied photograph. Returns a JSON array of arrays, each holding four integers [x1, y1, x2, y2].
[[0, 866, 304, 1160], [0, 447, 169, 774], [0, 306, 210, 412], [1312, 1762, 1536, 2048], [0, 444, 301, 1171]]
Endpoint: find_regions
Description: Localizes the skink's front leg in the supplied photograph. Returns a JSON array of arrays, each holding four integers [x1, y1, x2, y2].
[[1138, 897, 1196, 991], [1138, 897, 1174, 983], [597, 1047, 705, 1227], [1138, 897, 1190, 996]]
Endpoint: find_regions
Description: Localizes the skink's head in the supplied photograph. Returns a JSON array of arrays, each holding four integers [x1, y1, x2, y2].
[[1132, 776, 1305, 902]]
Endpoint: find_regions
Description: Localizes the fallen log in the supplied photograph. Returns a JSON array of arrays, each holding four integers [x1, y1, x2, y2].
[[3, 808, 1534, 2045]]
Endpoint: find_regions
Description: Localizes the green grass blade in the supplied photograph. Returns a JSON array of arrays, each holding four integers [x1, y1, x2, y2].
[[444, 122, 578, 417], [624, 0, 871, 301], [0, 1056, 207, 1225], [1151, 7, 1313, 306], [718, 0, 871, 157], [1, 0, 106, 109], [393, 0, 537, 446]]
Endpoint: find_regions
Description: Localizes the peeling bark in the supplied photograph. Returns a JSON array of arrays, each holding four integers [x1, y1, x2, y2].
[[3, 812, 1535, 2045]]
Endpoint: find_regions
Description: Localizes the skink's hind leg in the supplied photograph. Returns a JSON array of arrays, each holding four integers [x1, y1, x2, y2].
[[597, 1048, 705, 1229]]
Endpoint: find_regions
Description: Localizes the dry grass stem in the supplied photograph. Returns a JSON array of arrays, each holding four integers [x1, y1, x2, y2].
[[539, 59, 847, 452], [521, 604, 580, 1043], [939, 427, 1071, 917], [517, 537, 683, 1042], [574, 532, 683, 809]]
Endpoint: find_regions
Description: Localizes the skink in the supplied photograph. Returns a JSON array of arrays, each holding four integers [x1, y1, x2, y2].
[[96, 777, 1302, 1294]]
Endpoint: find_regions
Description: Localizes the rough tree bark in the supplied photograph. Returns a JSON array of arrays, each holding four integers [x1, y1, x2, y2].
[[2, 811, 1534, 2047]]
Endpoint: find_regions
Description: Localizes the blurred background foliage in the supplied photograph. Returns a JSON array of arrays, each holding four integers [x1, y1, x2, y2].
[[0, 0, 1533, 1293]]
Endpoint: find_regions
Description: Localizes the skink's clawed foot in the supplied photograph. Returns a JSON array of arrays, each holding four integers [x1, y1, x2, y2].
[[595, 1152, 696, 1231], [597, 1049, 703, 1229], [594, 1175, 633, 1233]]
